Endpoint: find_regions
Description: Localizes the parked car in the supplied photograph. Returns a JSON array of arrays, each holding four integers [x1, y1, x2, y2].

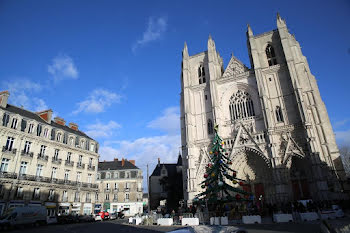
[[78, 214, 95, 222], [98, 211, 110, 220], [94, 214, 102, 221], [0, 206, 47, 230], [57, 214, 79, 224], [109, 212, 117, 220]]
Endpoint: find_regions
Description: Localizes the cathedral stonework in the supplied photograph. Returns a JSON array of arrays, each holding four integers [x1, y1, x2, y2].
[[180, 14, 343, 205]]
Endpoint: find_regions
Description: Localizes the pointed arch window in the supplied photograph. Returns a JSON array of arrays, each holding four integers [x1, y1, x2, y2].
[[207, 119, 213, 135], [198, 64, 206, 84], [229, 90, 255, 121], [266, 44, 277, 66], [276, 106, 284, 122]]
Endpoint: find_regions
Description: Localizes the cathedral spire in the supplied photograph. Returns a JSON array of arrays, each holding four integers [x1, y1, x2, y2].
[[277, 12, 287, 28], [208, 34, 216, 52], [182, 42, 189, 59], [247, 24, 254, 37]]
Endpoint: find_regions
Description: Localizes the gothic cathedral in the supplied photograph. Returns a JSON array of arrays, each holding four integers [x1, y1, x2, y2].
[[180, 14, 343, 205]]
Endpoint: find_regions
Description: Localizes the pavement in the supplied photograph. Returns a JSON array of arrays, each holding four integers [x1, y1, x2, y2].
[[4, 218, 333, 233]]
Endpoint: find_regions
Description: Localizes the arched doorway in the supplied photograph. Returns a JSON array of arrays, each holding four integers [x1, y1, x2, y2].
[[231, 147, 273, 203]]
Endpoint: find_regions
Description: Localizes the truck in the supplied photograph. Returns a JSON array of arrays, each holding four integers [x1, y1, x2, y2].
[[0, 206, 47, 230]]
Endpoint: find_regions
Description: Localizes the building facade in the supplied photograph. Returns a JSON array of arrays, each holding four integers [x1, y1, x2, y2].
[[96, 158, 143, 216], [149, 156, 183, 211], [180, 14, 343, 205], [0, 91, 99, 215]]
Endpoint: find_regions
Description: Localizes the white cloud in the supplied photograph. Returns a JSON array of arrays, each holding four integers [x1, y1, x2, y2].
[[1, 79, 48, 112], [85, 120, 121, 138], [335, 129, 350, 146], [48, 54, 78, 82], [99, 134, 181, 191], [147, 106, 180, 134], [333, 119, 349, 128], [132, 16, 167, 52], [72, 88, 121, 114]]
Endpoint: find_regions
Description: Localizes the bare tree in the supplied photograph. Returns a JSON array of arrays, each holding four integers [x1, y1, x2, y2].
[[339, 145, 350, 178]]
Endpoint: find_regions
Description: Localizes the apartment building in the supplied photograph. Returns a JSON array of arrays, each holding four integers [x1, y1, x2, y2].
[[0, 90, 99, 215], [96, 158, 143, 216]]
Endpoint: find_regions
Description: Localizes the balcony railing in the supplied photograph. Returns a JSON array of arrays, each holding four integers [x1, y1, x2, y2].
[[52, 157, 62, 164], [3, 146, 17, 154], [124, 188, 130, 192], [87, 165, 95, 171], [20, 150, 33, 157], [65, 160, 74, 167], [86, 198, 91, 203], [124, 199, 129, 202], [76, 163, 85, 169], [104, 189, 111, 193], [113, 188, 119, 193], [37, 154, 49, 161], [0, 172, 99, 189]]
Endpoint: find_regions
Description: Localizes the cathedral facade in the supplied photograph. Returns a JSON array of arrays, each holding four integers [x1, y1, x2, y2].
[[180, 14, 342, 205]]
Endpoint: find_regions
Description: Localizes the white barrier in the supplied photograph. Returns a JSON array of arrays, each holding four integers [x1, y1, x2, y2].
[[273, 214, 293, 223], [220, 217, 228, 225], [157, 218, 173, 226], [242, 215, 261, 224], [133, 217, 142, 225], [181, 218, 199, 226], [210, 217, 221, 225], [128, 217, 133, 224], [300, 212, 319, 221]]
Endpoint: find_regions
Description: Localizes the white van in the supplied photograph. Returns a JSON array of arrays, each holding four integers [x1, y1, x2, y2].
[[0, 206, 47, 229]]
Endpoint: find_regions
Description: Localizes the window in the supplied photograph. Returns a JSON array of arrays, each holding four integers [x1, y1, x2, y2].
[[36, 124, 42, 136], [78, 155, 83, 166], [125, 182, 130, 190], [105, 194, 109, 200], [24, 141, 31, 154], [125, 193, 130, 201], [43, 128, 49, 138], [11, 118, 18, 129], [63, 191, 68, 201], [66, 152, 71, 162], [114, 183, 118, 190], [106, 183, 110, 190], [80, 140, 85, 149], [48, 190, 55, 201], [106, 172, 111, 179], [198, 64, 206, 84], [56, 133, 62, 142], [126, 172, 130, 178], [51, 167, 57, 179], [87, 174, 92, 183], [39, 145, 46, 156], [207, 119, 213, 135], [90, 143, 95, 152], [229, 90, 255, 121], [0, 158, 10, 172], [54, 149, 59, 160], [5, 137, 15, 151], [114, 172, 119, 178], [89, 158, 93, 167], [97, 173, 101, 180], [64, 170, 69, 181], [276, 106, 284, 122], [69, 137, 74, 146], [16, 187, 23, 198], [33, 188, 40, 199], [28, 123, 34, 133], [74, 192, 80, 202], [266, 44, 277, 66], [114, 194, 118, 200], [36, 164, 43, 177], [86, 193, 91, 202], [2, 113, 9, 126], [76, 172, 81, 182], [95, 192, 99, 201], [19, 161, 28, 175]]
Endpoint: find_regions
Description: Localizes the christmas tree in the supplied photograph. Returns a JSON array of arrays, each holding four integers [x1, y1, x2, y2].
[[193, 125, 251, 210]]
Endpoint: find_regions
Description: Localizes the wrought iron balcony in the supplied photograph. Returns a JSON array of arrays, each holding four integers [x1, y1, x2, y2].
[[87, 165, 95, 171], [65, 160, 74, 167], [37, 154, 48, 161], [76, 163, 85, 169], [3, 146, 17, 154], [52, 157, 62, 164], [0, 172, 17, 179], [21, 150, 33, 157]]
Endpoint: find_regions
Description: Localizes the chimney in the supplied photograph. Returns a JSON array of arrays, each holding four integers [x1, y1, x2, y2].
[[122, 158, 125, 166], [36, 109, 53, 123], [0, 90, 10, 108], [158, 158, 160, 166], [129, 160, 135, 166], [54, 116, 66, 126], [114, 158, 118, 161], [68, 122, 78, 131]]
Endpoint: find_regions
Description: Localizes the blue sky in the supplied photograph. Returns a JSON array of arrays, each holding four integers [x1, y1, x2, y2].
[[0, 0, 349, 185]]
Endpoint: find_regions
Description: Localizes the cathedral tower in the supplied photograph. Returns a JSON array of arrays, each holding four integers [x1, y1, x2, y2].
[[180, 14, 342, 205]]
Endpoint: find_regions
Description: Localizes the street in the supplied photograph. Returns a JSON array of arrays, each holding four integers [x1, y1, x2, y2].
[[7, 219, 324, 233]]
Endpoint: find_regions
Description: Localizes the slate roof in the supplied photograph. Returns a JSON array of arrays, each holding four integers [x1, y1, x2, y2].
[[1, 104, 93, 140], [98, 160, 140, 171], [151, 163, 178, 177]]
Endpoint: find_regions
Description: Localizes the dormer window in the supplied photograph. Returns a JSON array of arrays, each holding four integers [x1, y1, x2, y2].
[[69, 137, 74, 146], [28, 123, 34, 134], [80, 140, 85, 149], [198, 64, 206, 84], [43, 128, 49, 138], [57, 133, 62, 142], [266, 44, 277, 66], [11, 118, 18, 129]]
